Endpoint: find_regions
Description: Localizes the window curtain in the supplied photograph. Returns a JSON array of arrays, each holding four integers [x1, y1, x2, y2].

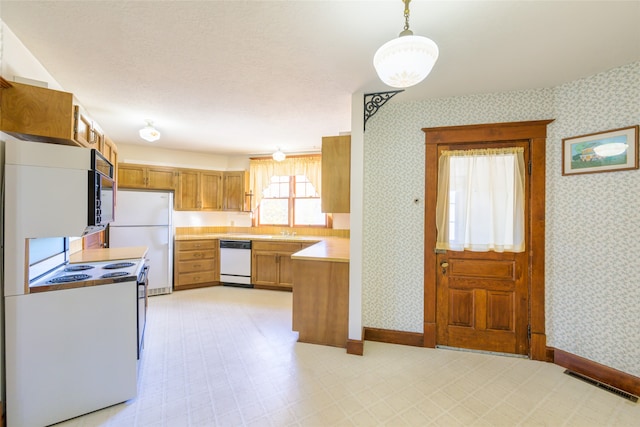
[[435, 147, 525, 252], [249, 156, 321, 211]]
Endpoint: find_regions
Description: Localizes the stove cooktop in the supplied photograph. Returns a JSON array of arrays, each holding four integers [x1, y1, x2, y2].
[[34, 258, 144, 289], [47, 273, 92, 284]]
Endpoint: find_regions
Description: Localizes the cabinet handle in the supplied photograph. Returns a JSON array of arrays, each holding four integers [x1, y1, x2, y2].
[[193, 264, 201, 268]]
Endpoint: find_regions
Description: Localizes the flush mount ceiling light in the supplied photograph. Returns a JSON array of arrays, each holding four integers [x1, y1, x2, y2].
[[374, 0, 439, 88], [139, 120, 161, 142], [272, 148, 286, 162]]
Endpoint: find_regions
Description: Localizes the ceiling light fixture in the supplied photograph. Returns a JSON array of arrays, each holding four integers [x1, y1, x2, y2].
[[272, 148, 286, 162], [139, 120, 161, 142], [373, 0, 439, 88]]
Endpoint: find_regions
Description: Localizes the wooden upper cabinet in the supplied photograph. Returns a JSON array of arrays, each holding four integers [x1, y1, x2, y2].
[[321, 135, 351, 213], [176, 170, 198, 209], [118, 163, 176, 190], [0, 81, 98, 148], [83, 231, 106, 249], [200, 171, 223, 210], [176, 169, 222, 211], [100, 136, 118, 167], [223, 171, 248, 211]]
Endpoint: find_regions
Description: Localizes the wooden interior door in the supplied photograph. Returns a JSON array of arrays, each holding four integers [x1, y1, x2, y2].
[[423, 120, 552, 361], [435, 140, 530, 355]]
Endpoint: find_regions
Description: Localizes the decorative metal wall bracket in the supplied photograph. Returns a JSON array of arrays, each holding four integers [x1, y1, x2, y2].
[[363, 90, 404, 131]]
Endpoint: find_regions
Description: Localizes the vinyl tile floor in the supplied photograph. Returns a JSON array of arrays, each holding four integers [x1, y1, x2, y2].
[[56, 286, 639, 426]]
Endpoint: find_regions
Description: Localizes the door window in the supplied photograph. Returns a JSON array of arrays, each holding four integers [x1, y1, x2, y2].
[[435, 147, 525, 252]]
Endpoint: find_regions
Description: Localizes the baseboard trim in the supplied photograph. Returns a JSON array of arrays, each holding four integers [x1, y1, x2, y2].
[[545, 346, 555, 363], [346, 339, 364, 356], [552, 347, 640, 397], [364, 327, 424, 347]]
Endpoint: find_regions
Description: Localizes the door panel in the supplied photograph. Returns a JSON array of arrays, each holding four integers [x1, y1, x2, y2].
[[437, 247, 528, 354]]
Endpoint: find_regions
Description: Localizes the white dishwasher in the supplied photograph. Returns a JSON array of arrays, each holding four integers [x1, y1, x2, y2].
[[219, 240, 253, 287]]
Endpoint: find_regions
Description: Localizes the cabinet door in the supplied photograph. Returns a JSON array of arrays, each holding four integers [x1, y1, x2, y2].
[[83, 231, 105, 249], [200, 171, 222, 210], [117, 164, 147, 188], [101, 136, 118, 165], [74, 106, 94, 148], [147, 167, 176, 190], [91, 123, 104, 150], [223, 171, 247, 211], [252, 251, 279, 286], [176, 170, 199, 210], [321, 135, 351, 213], [0, 81, 76, 143], [277, 252, 295, 288]]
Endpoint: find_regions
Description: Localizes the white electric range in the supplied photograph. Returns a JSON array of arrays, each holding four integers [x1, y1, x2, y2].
[[6, 257, 148, 427]]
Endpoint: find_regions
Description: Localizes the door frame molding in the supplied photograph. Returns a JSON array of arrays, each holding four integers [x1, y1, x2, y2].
[[422, 120, 554, 361]]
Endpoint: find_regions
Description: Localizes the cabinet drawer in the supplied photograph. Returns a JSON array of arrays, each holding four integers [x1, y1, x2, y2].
[[178, 259, 215, 273], [176, 240, 217, 251], [176, 249, 216, 261], [252, 241, 303, 252], [176, 271, 215, 286]]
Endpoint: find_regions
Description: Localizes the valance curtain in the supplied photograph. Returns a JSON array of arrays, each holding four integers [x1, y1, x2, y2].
[[435, 147, 525, 252], [249, 156, 321, 211]]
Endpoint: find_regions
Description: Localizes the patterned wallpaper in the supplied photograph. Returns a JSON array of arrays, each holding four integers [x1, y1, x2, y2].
[[546, 62, 640, 377], [363, 61, 639, 377]]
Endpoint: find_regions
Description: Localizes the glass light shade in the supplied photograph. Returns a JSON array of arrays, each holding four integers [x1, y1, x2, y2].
[[593, 142, 628, 157], [272, 149, 286, 162], [374, 35, 439, 88], [139, 125, 161, 142]]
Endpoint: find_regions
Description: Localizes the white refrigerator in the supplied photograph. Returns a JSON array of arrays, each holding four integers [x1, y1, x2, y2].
[[110, 190, 173, 295]]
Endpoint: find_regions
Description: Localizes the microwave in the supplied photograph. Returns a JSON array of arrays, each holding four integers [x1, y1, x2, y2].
[[88, 150, 115, 228]]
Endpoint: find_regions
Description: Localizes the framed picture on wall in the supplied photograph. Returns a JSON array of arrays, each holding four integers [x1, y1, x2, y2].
[[562, 125, 639, 175]]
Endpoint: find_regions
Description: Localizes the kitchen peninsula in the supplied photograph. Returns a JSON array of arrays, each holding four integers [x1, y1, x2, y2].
[[291, 239, 350, 348]]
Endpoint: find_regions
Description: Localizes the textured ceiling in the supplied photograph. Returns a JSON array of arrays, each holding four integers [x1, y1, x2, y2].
[[1, 1, 639, 156]]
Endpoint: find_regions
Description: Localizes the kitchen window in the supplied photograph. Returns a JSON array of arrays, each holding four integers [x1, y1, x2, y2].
[[258, 175, 326, 227]]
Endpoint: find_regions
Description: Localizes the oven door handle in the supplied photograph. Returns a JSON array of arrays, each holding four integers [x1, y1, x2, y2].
[[138, 264, 149, 284]]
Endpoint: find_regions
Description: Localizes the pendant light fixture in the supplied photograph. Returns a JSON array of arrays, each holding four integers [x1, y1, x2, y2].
[[374, 0, 439, 88], [139, 120, 161, 142], [272, 147, 286, 162]]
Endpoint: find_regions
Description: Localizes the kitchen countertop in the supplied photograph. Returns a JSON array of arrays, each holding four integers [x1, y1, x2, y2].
[[69, 246, 149, 263], [175, 233, 349, 262], [290, 238, 349, 263]]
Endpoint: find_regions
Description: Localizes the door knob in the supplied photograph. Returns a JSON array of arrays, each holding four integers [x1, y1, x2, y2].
[[440, 261, 449, 274]]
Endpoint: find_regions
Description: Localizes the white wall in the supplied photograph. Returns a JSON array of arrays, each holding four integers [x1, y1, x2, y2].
[[361, 61, 640, 377], [1, 22, 63, 90], [118, 143, 249, 171]]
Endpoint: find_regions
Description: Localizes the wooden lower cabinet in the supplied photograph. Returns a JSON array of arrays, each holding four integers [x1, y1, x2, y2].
[[292, 259, 349, 348], [174, 239, 219, 290], [251, 241, 312, 291]]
